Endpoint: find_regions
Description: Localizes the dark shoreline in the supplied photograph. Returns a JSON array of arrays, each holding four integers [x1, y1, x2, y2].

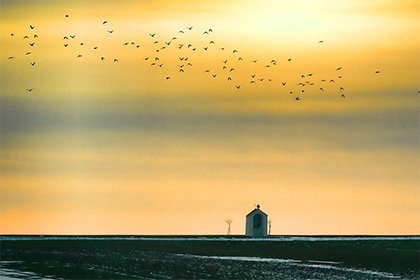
[[1, 236, 419, 279]]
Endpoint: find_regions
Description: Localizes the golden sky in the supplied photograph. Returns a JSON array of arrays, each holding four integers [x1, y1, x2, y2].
[[1, 0, 419, 235]]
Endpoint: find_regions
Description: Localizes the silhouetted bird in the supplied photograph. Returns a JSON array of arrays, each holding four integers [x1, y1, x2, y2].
[[27, 88, 33, 92], [29, 42, 35, 46], [107, 30, 114, 33], [30, 25, 35, 29], [236, 85, 241, 89], [30, 62, 36, 66], [295, 97, 300, 101], [103, 21, 107, 24]]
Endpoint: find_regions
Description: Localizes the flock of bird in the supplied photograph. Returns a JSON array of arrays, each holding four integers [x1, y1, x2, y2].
[[7, 15, 381, 101]]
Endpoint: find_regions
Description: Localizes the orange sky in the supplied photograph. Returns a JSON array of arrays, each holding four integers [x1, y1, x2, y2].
[[1, 0, 419, 235]]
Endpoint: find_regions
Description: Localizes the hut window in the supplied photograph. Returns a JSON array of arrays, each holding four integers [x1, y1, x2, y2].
[[253, 214, 261, 229]]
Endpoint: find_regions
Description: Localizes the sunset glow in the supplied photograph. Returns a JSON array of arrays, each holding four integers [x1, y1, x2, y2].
[[1, 0, 419, 235]]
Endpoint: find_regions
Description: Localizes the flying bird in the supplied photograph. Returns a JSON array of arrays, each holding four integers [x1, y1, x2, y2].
[[149, 33, 156, 37], [236, 85, 241, 89], [187, 26, 193, 30], [29, 42, 35, 46], [103, 21, 107, 24], [375, 71, 380, 73], [336, 67, 342, 71], [76, 54, 82, 58], [30, 62, 36, 66], [113, 59, 118, 62], [101, 57, 105, 61], [166, 76, 170, 80], [23, 36, 29, 39], [27, 88, 33, 92], [107, 30, 114, 33], [295, 97, 300, 101], [30, 25, 35, 29], [281, 82, 286, 86], [25, 52, 32, 55], [34, 34, 38, 38], [8, 56, 14, 59]]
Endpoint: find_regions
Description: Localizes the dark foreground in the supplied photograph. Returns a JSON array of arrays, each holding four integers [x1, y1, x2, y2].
[[0, 235, 419, 280]]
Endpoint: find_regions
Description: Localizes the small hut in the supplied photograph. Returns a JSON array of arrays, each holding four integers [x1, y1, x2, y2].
[[245, 204, 268, 237]]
